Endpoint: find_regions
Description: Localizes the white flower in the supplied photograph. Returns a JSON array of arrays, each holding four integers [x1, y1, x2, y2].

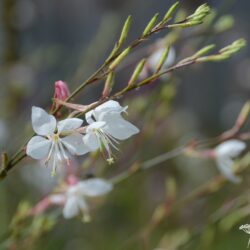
[[26, 106, 89, 175], [214, 139, 246, 183], [63, 178, 113, 220], [83, 100, 139, 162]]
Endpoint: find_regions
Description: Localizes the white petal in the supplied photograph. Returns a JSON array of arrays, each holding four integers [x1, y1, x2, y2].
[[86, 121, 106, 132], [31, 106, 57, 136], [103, 114, 139, 140], [61, 133, 89, 155], [215, 140, 246, 158], [95, 100, 124, 114], [85, 110, 95, 124], [63, 196, 80, 219], [79, 178, 113, 197], [26, 136, 52, 160], [83, 132, 100, 151], [96, 101, 126, 120], [86, 101, 126, 124], [49, 194, 65, 204], [216, 157, 241, 183], [77, 198, 88, 213], [57, 118, 83, 133]]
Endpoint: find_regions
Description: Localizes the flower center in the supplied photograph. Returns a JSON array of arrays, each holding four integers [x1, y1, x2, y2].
[[46, 133, 69, 176], [52, 133, 60, 142]]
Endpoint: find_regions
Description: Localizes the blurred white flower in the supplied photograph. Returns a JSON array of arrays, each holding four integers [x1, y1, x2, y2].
[[139, 46, 176, 79], [63, 178, 113, 220], [26, 106, 89, 175], [83, 100, 139, 162], [214, 139, 246, 183]]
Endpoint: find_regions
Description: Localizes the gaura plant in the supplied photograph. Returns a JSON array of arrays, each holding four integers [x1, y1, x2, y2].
[[0, 2, 249, 249]]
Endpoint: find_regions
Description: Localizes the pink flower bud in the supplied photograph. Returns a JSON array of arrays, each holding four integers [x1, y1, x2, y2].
[[54, 80, 70, 101]]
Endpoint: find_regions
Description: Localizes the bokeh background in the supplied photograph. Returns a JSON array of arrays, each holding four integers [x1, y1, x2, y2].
[[0, 0, 249, 249]]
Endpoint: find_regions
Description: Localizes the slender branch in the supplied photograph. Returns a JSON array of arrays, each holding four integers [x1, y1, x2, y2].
[[111, 146, 186, 185], [0, 16, 192, 179]]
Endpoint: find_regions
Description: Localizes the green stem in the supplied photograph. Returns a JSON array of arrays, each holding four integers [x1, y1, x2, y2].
[[111, 146, 185, 185]]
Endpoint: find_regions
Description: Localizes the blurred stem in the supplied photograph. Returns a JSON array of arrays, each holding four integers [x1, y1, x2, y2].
[[144, 153, 250, 236], [111, 146, 186, 185]]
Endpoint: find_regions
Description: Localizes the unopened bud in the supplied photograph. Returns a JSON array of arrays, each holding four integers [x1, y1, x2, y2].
[[54, 80, 70, 101], [162, 2, 179, 23], [118, 15, 132, 47], [102, 72, 115, 97], [128, 59, 146, 86], [142, 13, 159, 36], [109, 47, 131, 70], [235, 101, 250, 129]]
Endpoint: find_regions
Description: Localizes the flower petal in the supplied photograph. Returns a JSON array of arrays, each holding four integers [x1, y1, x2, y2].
[[95, 100, 124, 114], [216, 157, 241, 183], [57, 118, 83, 133], [61, 133, 89, 155], [49, 194, 66, 204], [79, 178, 113, 197], [31, 106, 57, 136], [83, 132, 100, 151], [77, 198, 88, 213], [103, 114, 139, 140], [85, 110, 95, 124], [86, 121, 106, 131], [86, 101, 127, 124], [26, 136, 52, 160], [63, 196, 80, 219], [215, 140, 246, 158]]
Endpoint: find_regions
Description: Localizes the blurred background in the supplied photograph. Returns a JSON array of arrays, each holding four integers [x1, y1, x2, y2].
[[0, 0, 249, 249]]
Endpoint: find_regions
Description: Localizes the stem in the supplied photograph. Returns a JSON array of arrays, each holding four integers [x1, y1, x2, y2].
[[111, 146, 186, 185], [0, 16, 182, 178], [0, 55, 216, 181]]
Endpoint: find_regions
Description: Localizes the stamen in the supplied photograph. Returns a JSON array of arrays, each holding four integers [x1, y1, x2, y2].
[[93, 128, 120, 163], [45, 141, 55, 167], [58, 140, 70, 166]]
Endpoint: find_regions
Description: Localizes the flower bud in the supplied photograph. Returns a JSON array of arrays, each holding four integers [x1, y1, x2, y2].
[[54, 80, 70, 101]]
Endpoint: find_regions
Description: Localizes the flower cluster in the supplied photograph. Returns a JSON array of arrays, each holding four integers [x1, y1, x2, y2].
[[26, 100, 139, 175]]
